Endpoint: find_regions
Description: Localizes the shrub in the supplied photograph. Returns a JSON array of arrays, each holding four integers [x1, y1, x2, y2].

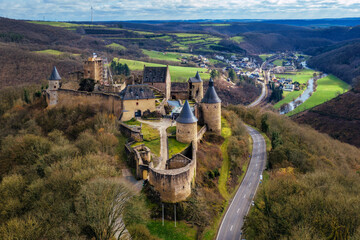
[[75, 132, 99, 156]]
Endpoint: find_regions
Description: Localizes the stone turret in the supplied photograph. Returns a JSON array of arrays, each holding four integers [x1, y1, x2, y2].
[[47, 66, 61, 106], [176, 100, 198, 143], [201, 78, 221, 134], [188, 71, 203, 102]]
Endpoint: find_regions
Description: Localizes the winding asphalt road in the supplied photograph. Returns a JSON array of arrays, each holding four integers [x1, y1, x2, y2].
[[216, 126, 267, 240]]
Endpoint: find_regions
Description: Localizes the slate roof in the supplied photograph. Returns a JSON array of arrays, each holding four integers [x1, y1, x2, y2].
[[188, 71, 202, 83], [201, 78, 221, 104], [49, 66, 61, 81], [120, 84, 156, 100], [176, 100, 198, 124], [143, 66, 169, 83]]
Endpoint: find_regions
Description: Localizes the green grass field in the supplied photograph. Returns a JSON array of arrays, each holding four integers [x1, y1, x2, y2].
[[106, 43, 126, 51], [114, 58, 210, 82], [259, 54, 274, 61], [142, 50, 193, 63], [34, 49, 64, 55], [230, 36, 244, 43], [147, 220, 197, 240], [218, 117, 232, 200], [28, 21, 103, 28], [272, 59, 284, 66], [168, 137, 189, 158], [273, 69, 318, 109], [287, 74, 350, 116]]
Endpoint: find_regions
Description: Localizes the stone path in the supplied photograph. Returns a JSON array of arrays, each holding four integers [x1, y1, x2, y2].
[[138, 118, 174, 170]]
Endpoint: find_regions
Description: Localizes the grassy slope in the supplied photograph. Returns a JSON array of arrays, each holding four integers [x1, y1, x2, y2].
[[259, 54, 273, 61], [272, 59, 284, 66], [142, 50, 193, 63], [218, 117, 232, 200], [115, 58, 210, 82], [230, 36, 244, 43], [273, 69, 317, 109], [106, 43, 126, 51], [287, 74, 350, 116], [126, 119, 161, 156], [168, 137, 189, 158], [147, 220, 197, 240]]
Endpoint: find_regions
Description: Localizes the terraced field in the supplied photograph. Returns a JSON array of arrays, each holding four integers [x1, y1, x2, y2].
[[142, 50, 194, 63], [115, 58, 210, 82]]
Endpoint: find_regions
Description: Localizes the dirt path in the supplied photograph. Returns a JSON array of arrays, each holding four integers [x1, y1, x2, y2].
[[138, 118, 174, 170]]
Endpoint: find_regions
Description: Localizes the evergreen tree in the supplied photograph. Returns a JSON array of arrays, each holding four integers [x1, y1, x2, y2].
[[228, 69, 237, 82]]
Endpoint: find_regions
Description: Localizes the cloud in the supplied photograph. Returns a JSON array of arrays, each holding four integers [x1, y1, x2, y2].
[[0, 0, 359, 20]]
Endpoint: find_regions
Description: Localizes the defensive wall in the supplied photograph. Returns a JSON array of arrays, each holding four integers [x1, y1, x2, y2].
[[122, 125, 208, 203], [148, 142, 197, 203], [54, 89, 123, 118]]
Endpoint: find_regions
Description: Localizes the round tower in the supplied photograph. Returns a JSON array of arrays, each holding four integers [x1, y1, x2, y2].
[[48, 66, 61, 106], [176, 100, 198, 143], [201, 78, 221, 134]]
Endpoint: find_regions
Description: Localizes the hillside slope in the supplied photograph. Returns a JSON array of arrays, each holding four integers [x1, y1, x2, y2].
[[292, 89, 360, 148], [307, 41, 360, 84], [0, 44, 81, 89], [0, 18, 110, 89]]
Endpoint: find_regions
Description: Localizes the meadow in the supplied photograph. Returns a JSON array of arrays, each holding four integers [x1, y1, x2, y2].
[[106, 43, 126, 51], [142, 50, 193, 63], [230, 36, 245, 43], [259, 54, 274, 61], [273, 69, 318, 109], [287, 74, 350, 116], [114, 58, 210, 82]]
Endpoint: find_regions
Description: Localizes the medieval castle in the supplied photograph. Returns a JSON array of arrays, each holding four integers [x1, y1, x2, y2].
[[46, 55, 221, 202]]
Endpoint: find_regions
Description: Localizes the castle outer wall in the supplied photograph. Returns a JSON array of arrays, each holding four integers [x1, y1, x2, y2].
[[52, 89, 123, 117], [148, 143, 196, 203]]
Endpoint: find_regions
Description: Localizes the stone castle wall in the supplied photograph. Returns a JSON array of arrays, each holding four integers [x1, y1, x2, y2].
[[148, 142, 196, 203], [54, 89, 123, 117], [119, 122, 143, 142], [201, 102, 221, 134]]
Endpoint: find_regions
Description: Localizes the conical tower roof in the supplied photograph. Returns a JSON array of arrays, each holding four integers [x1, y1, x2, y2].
[[49, 66, 61, 81], [188, 71, 202, 83], [201, 78, 221, 104], [176, 100, 198, 124]]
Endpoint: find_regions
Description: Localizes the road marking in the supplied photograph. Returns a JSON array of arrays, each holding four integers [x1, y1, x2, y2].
[[256, 164, 258, 167], [230, 225, 233, 231], [243, 194, 246, 199], [248, 182, 251, 186], [253, 172, 255, 176], [237, 208, 240, 213]]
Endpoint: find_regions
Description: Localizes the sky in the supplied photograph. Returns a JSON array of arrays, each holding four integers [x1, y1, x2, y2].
[[0, 0, 360, 21]]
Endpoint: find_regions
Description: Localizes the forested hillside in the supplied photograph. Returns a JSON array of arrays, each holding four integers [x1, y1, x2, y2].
[[226, 105, 360, 240], [293, 88, 360, 148], [307, 41, 360, 84]]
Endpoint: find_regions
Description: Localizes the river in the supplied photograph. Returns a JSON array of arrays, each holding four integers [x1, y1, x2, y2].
[[280, 62, 326, 114]]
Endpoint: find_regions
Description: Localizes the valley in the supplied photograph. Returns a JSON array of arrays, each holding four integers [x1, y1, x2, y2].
[[0, 15, 360, 240]]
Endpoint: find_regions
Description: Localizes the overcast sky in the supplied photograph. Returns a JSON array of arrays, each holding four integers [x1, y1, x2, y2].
[[0, 0, 359, 21]]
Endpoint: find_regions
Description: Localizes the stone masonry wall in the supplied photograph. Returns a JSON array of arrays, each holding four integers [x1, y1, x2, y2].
[[56, 89, 123, 117], [176, 122, 197, 143], [201, 102, 221, 134]]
